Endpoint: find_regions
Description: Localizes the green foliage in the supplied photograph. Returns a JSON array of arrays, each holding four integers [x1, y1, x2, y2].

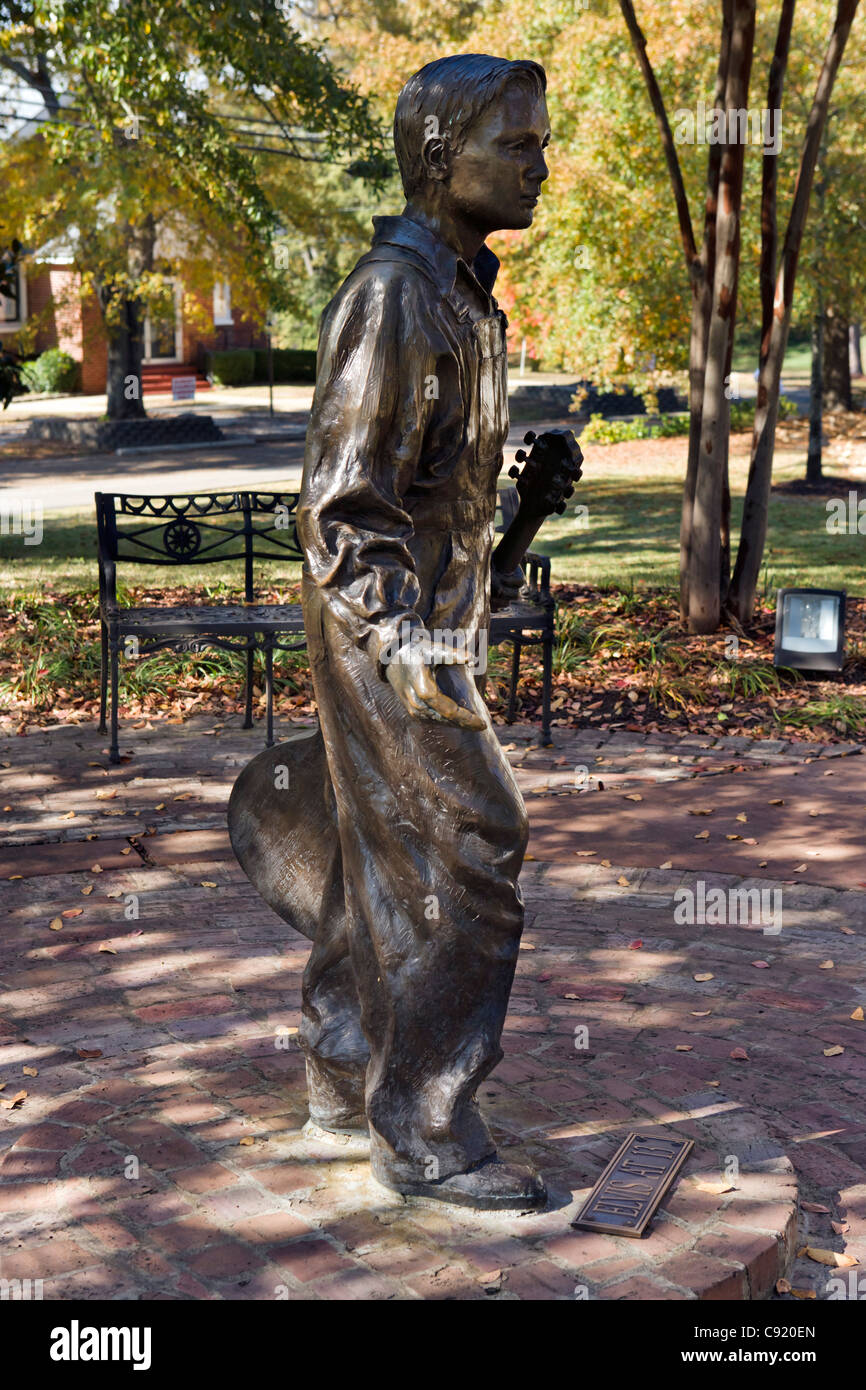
[[19, 347, 80, 394], [729, 395, 800, 432], [252, 347, 317, 383], [208, 348, 255, 387], [580, 411, 690, 444]]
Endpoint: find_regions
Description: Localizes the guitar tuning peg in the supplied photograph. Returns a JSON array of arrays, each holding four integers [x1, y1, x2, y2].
[[508, 464, 520, 479], [555, 501, 567, 515], [564, 485, 574, 498], [514, 449, 527, 463], [523, 431, 537, 446]]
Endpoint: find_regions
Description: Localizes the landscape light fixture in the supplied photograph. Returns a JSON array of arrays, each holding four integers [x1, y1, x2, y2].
[[774, 588, 846, 673]]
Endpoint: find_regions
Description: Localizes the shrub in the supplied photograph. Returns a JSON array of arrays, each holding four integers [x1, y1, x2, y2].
[[252, 347, 317, 383], [580, 412, 689, 444], [19, 348, 79, 394], [209, 348, 255, 386]]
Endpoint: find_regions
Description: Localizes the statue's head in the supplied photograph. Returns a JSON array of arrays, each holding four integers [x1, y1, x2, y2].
[[394, 53, 549, 237]]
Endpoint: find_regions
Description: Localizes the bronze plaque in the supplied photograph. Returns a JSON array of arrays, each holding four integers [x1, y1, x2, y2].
[[572, 1132, 694, 1238]]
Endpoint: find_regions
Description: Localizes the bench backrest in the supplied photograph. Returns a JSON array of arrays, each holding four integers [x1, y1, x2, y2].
[[95, 491, 303, 604]]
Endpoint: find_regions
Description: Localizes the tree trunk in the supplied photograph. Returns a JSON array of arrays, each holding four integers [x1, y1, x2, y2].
[[105, 296, 147, 420], [850, 320, 863, 377], [806, 308, 824, 482], [686, 0, 755, 634], [728, 0, 860, 626], [101, 214, 155, 421], [823, 304, 851, 409]]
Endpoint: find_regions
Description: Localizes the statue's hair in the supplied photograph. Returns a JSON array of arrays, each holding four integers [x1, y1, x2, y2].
[[393, 53, 547, 199]]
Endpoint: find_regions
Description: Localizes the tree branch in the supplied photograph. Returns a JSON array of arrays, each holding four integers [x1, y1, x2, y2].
[[618, 0, 699, 272]]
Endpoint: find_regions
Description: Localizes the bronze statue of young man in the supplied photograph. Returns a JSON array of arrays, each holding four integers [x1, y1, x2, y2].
[[231, 53, 566, 1209]]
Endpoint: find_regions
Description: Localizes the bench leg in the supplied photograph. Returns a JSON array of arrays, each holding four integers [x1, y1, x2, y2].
[[264, 638, 275, 748], [243, 646, 255, 729], [506, 641, 521, 723], [109, 635, 121, 764], [98, 621, 108, 734], [540, 630, 553, 747]]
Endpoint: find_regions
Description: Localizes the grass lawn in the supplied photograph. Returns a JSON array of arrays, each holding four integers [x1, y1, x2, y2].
[[2, 418, 864, 597]]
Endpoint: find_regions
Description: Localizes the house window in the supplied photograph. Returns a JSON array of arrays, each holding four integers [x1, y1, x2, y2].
[[213, 281, 233, 326], [0, 265, 26, 332]]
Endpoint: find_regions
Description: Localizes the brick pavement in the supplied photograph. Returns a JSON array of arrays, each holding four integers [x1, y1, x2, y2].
[[1, 716, 864, 1300]]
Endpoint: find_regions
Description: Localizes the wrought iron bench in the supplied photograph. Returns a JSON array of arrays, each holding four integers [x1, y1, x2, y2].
[[95, 488, 555, 764]]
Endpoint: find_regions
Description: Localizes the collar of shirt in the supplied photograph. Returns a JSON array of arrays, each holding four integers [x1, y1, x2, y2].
[[370, 214, 500, 306]]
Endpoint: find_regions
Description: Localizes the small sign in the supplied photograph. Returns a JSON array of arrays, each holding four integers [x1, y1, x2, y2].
[[171, 375, 196, 402], [572, 1132, 693, 1238]]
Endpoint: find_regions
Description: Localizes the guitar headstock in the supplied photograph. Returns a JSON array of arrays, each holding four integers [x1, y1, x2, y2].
[[508, 428, 584, 519]]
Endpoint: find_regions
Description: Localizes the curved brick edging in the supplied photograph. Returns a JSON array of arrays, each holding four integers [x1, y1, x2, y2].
[[0, 1072, 797, 1301]]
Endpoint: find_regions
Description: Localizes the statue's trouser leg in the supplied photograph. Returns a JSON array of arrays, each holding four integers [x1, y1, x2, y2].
[[299, 765, 369, 1127], [304, 596, 529, 1182]]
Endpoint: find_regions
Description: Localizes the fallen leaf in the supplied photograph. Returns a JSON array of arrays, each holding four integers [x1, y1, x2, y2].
[[81, 885, 94, 896], [751, 960, 771, 969], [694, 972, 714, 982], [775, 1278, 792, 1294], [200, 880, 218, 889], [63, 811, 76, 820], [793, 864, 808, 873], [707, 1080, 720, 1087], [840, 926, 856, 936], [154, 803, 165, 811], [790, 1288, 817, 1300], [694, 830, 710, 840], [725, 834, 742, 841], [659, 860, 673, 870], [90, 863, 103, 874], [730, 1047, 749, 1061], [238, 1136, 255, 1146], [823, 1045, 844, 1057], [819, 960, 835, 970], [600, 858, 611, 867], [688, 808, 715, 816], [801, 1201, 831, 1214], [22, 1066, 37, 1076], [97, 944, 118, 955], [617, 876, 630, 887], [563, 993, 579, 1000], [800, 1246, 858, 1268], [574, 850, 596, 857], [173, 793, 194, 801], [623, 793, 643, 802], [675, 1044, 692, 1052], [691, 1010, 712, 1017], [524, 854, 536, 862], [62, 908, 83, 919], [518, 943, 535, 951], [735, 813, 748, 823], [809, 809, 819, 818], [768, 798, 785, 806], [743, 838, 758, 846], [831, 1221, 850, 1235], [692, 1177, 735, 1195], [758, 860, 768, 868], [851, 1007, 864, 1021], [628, 940, 643, 950], [95, 789, 116, 800], [48, 917, 63, 931], [0, 1089, 27, 1109], [76, 1048, 103, 1059]]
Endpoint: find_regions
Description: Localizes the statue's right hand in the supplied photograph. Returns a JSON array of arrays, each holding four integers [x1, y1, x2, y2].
[[385, 637, 486, 730]]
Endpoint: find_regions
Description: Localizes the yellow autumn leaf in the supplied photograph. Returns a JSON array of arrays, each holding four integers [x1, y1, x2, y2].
[[851, 1007, 864, 1021], [800, 1247, 858, 1268], [823, 1046, 844, 1057], [694, 973, 714, 982], [49, 917, 63, 931]]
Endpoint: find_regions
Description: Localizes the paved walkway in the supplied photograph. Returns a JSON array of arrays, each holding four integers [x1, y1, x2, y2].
[[1, 717, 864, 1300]]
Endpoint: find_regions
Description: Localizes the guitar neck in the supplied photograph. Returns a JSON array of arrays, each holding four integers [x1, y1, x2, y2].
[[492, 504, 547, 579]]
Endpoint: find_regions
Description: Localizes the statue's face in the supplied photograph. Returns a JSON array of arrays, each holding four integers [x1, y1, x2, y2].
[[444, 84, 550, 235]]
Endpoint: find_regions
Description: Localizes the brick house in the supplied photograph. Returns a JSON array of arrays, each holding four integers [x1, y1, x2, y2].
[[0, 253, 267, 396]]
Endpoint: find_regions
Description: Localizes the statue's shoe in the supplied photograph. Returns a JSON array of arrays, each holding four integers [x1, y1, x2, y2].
[[373, 1154, 547, 1211]]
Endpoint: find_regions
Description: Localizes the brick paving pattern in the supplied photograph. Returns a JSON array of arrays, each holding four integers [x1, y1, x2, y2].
[[1, 717, 864, 1300]]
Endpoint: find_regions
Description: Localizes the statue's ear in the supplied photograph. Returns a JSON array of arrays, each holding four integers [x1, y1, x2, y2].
[[421, 132, 450, 184]]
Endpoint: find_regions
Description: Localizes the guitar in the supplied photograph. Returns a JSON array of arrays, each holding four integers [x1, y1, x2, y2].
[[491, 428, 584, 607]]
